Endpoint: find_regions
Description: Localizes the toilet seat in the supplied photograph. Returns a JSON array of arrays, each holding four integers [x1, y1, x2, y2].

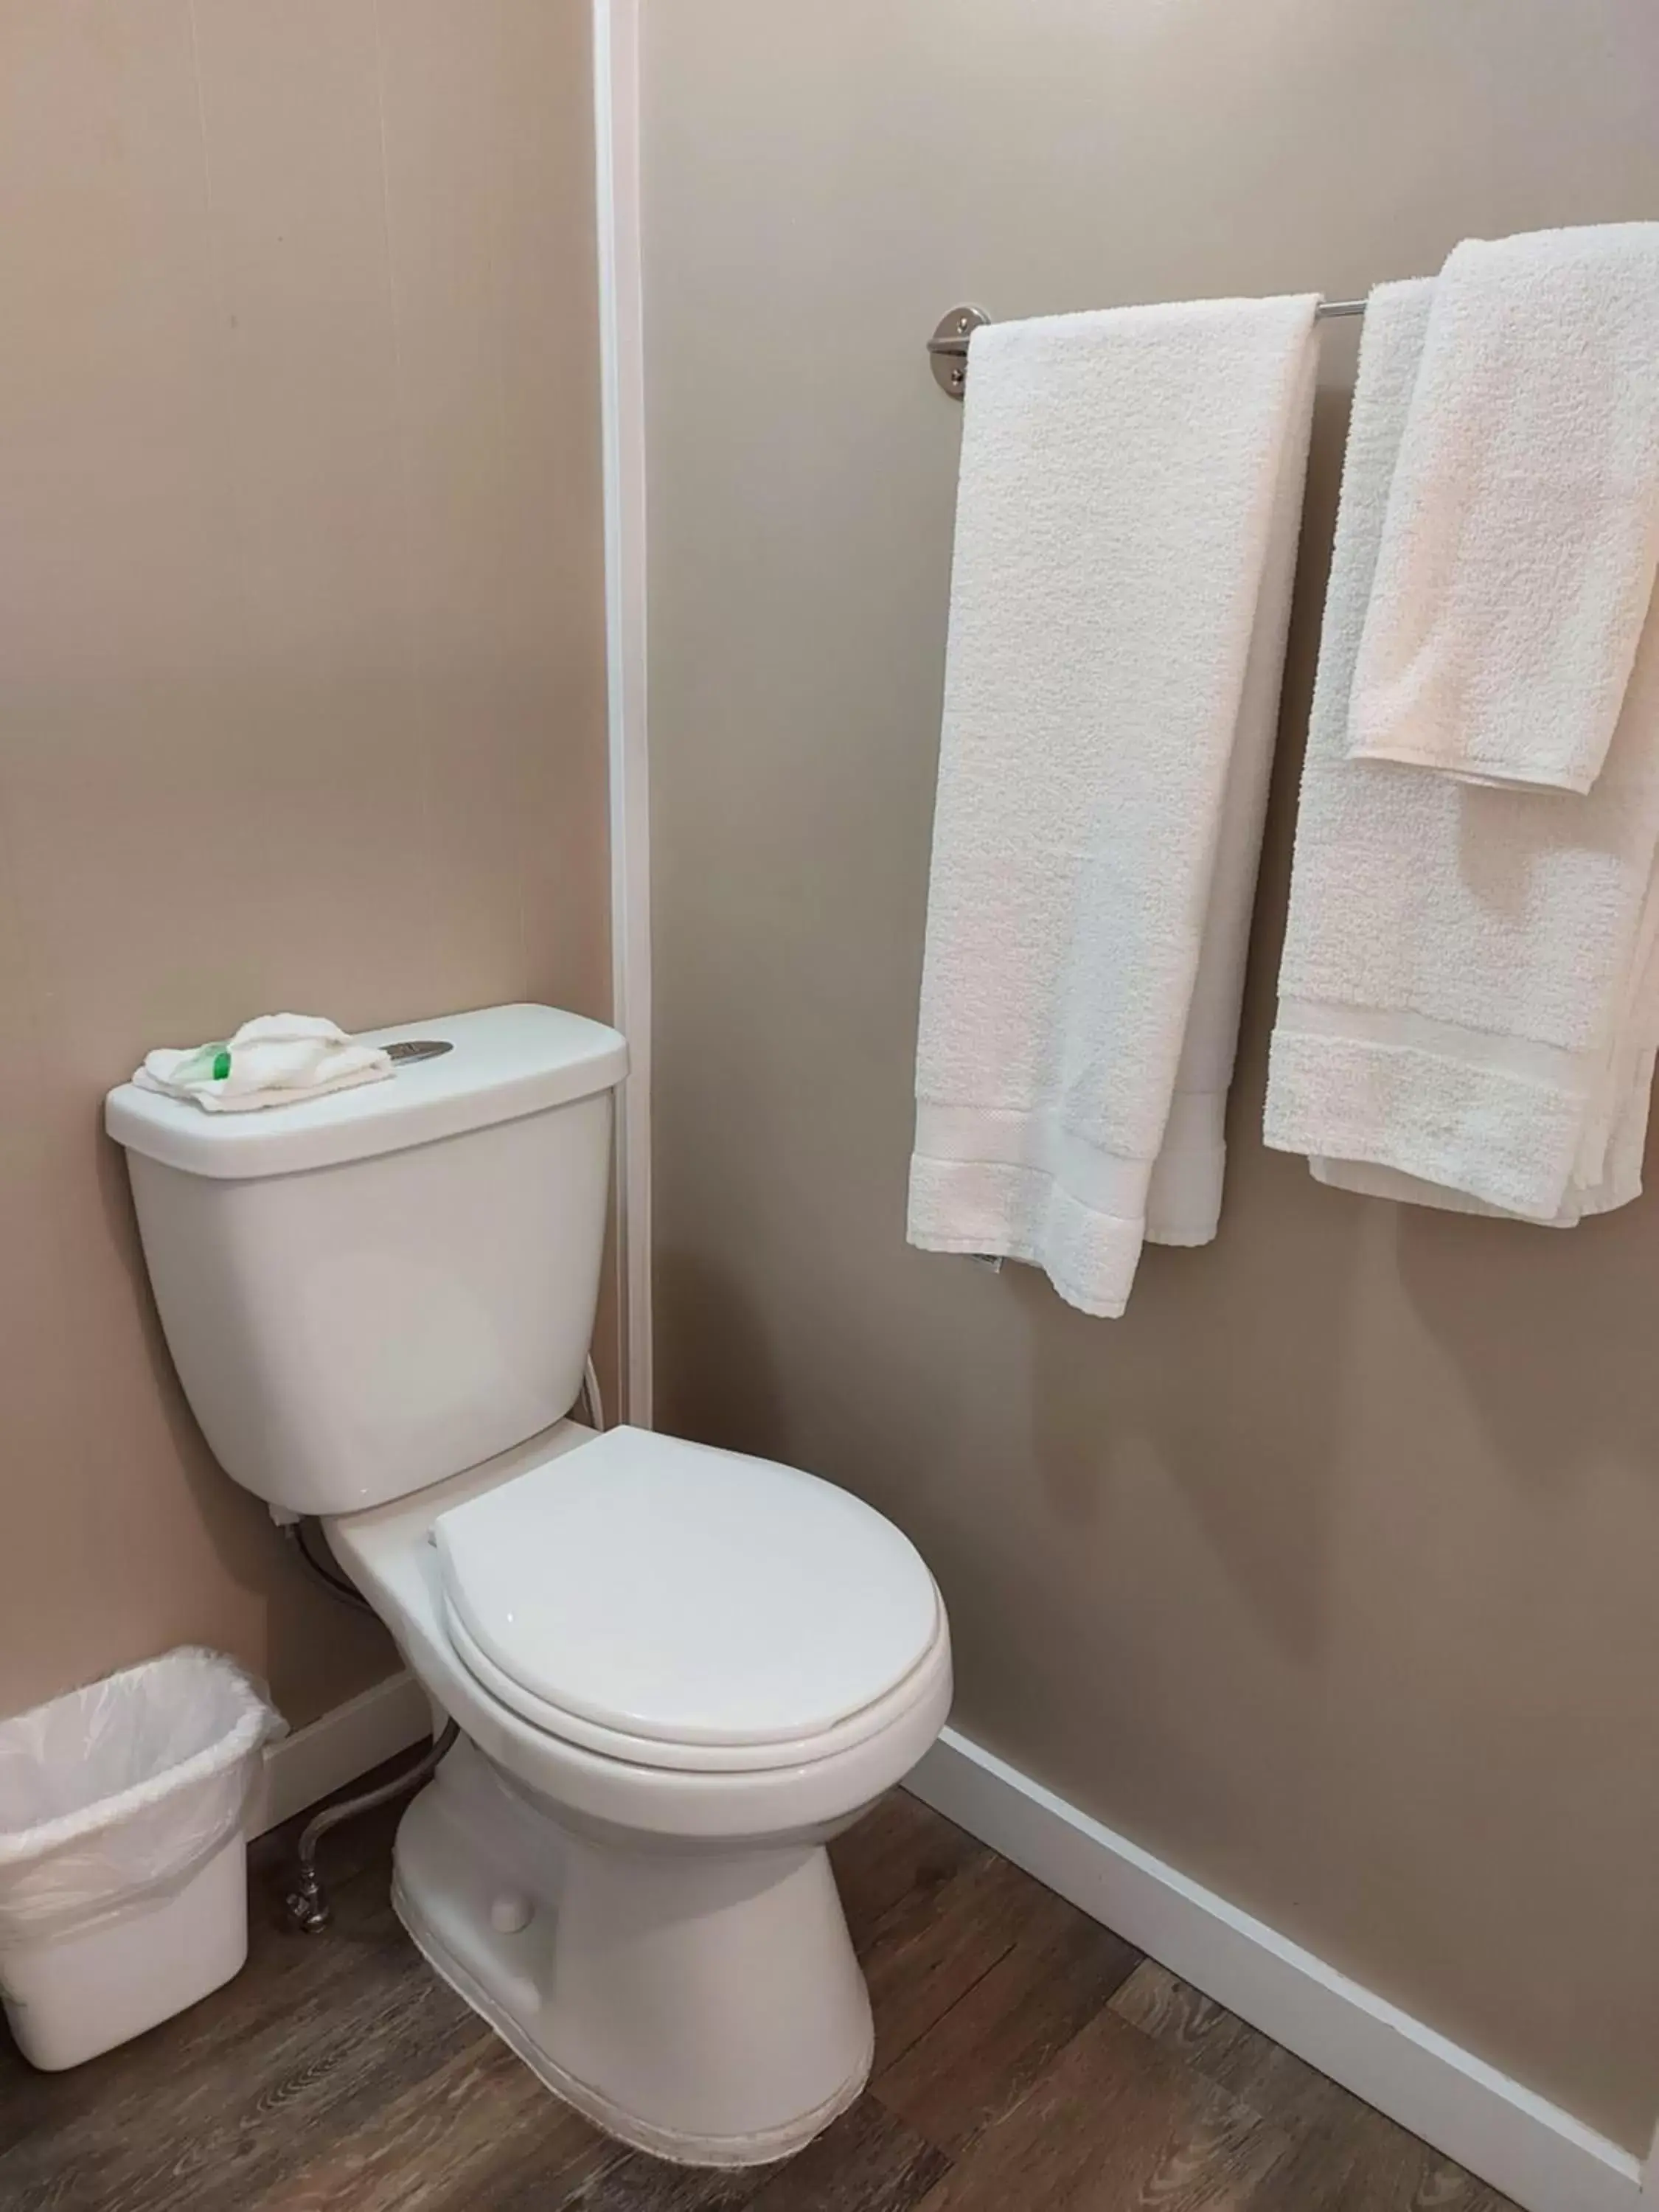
[[433, 1425, 944, 1775], [439, 1598, 949, 1773]]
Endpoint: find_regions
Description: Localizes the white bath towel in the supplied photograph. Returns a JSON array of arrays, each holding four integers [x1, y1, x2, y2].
[[908, 296, 1320, 1316], [133, 1013, 393, 1113], [1265, 279, 1659, 1223], [1349, 225, 1659, 793]]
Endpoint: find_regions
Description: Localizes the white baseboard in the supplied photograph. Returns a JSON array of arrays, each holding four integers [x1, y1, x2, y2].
[[254, 1671, 433, 1837], [909, 1729, 1646, 2212]]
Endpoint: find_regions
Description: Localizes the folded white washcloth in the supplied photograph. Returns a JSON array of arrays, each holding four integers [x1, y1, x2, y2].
[[133, 1014, 393, 1113], [1348, 223, 1659, 793], [1264, 274, 1659, 1223], [908, 294, 1321, 1315]]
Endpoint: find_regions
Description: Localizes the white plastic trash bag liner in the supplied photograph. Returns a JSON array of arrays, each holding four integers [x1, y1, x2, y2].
[[0, 1648, 282, 1944]]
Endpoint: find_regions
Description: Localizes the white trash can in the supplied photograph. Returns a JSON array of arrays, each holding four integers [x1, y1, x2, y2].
[[0, 1648, 282, 2069]]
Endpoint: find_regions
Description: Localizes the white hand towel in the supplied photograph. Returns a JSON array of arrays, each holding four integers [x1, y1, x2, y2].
[[908, 296, 1320, 1316], [133, 1013, 393, 1113], [1348, 224, 1659, 793], [1264, 279, 1659, 1223]]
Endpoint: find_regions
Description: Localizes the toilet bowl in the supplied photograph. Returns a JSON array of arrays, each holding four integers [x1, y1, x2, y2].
[[104, 1004, 951, 2165], [327, 1418, 951, 2163]]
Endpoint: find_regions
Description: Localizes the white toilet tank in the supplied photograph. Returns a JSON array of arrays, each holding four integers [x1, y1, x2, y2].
[[105, 1004, 627, 1518]]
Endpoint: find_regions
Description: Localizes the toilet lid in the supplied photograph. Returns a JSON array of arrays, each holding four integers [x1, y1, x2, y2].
[[433, 1426, 941, 1750]]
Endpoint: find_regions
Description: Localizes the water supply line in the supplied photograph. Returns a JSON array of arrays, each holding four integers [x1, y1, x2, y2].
[[580, 1351, 605, 1436], [284, 1722, 459, 1933], [286, 1517, 369, 1609]]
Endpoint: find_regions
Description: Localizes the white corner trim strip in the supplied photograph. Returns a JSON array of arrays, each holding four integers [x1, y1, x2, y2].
[[593, 0, 653, 1428], [908, 1729, 1644, 2212], [254, 1671, 433, 1837]]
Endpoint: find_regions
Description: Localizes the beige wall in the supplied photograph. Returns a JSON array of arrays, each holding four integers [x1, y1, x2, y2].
[[0, 1, 608, 1731], [644, 0, 1659, 2152]]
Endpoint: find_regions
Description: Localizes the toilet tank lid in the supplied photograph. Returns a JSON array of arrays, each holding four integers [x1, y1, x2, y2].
[[103, 1004, 627, 1180]]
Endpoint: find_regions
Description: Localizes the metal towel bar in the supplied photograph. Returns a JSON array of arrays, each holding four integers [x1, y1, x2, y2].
[[927, 297, 1368, 397]]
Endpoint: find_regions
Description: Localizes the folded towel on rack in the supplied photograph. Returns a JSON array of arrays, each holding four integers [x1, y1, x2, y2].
[[908, 294, 1321, 1316], [1264, 275, 1659, 1223], [1348, 224, 1659, 793], [133, 1013, 393, 1113]]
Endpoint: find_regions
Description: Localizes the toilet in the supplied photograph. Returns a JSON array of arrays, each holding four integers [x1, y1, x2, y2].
[[104, 1004, 951, 2167]]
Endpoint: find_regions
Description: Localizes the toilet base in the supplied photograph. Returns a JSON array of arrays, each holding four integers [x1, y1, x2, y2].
[[390, 1743, 874, 2167]]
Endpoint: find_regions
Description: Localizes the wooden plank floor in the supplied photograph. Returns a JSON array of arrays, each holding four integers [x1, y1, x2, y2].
[[0, 1784, 1520, 2212]]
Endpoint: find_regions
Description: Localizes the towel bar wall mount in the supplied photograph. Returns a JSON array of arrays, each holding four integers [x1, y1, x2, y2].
[[927, 297, 1368, 398]]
